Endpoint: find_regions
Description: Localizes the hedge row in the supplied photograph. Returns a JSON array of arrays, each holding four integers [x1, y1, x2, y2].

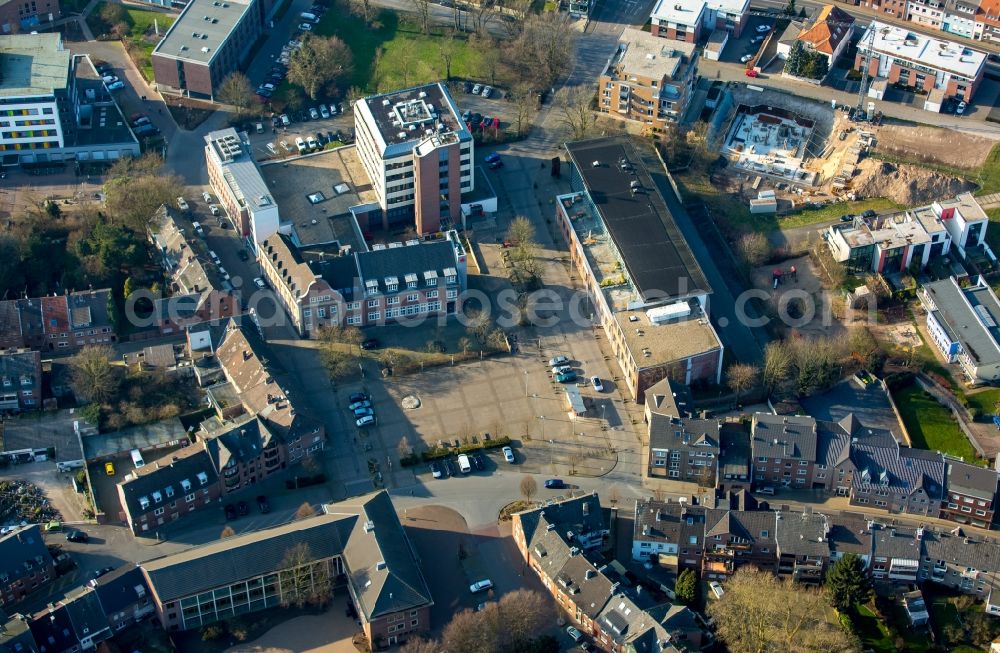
[[398, 436, 514, 466]]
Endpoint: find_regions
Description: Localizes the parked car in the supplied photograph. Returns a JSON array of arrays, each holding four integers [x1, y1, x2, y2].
[[253, 277, 267, 289], [756, 23, 771, 32], [502, 446, 515, 463], [209, 205, 220, 216], [353, 406, 374, 418], [93, 566, 115, 579], [107, 81, 125, 91], [65, 529, 88, 543], [349, 392, 368, 404], [862, 209, 877, 219], [104, 461, 115, 476], [361, 338, 380, 350], [101, 75, 118, 85], [957, 100, 967, 115], [544, 479, 566, 489], [740, 53, 754, 63], [469, 579, 493, 593], [202, 191, 212, 203], [320, 104, 330, 118], [481, 85, 493, 98], [548, 355, 569, 367], [296, 137, 307, 153], [709, 581, 725, 599], [591, 376, 604, 392], [349, 400, 372, 411], [176, 197, 189, 211], [751, 35, 764, 43], [224, 504, 237, 520], [256, 495, 270, 513], [306, 136, 319, 150], [489, 159, 504, 170], [839, 214, 854, 222], [431, 461, 443, 479], [552, 365, 573, 375], [356, 415, 376, 427], [280, 114, 291, 126], [472, 83, 483, 95], [555, 370, 577, 383], [566, 626, 583, 642], [484, 152, 501, 164], [280, 140, 292, 151], [298, 22, 313, 30], [472, 454, 485, 471]]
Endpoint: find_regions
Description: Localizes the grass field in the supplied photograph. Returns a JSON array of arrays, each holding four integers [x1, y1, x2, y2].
[[892, 382, 982, 462], [88, 3, 174, 79], [852, 604, 896, 653], [313, 5, 476, 94], [977, 143, 1000, 196]]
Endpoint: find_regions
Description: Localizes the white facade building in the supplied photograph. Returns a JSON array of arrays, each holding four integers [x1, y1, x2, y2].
[[204, 128, 279, 250]]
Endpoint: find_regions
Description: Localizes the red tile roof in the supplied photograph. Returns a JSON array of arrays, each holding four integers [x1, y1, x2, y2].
[[798, 5, 855, 55]]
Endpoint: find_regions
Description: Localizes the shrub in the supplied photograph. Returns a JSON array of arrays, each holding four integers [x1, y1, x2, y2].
[[420, 435, 513, 461], [399, 453, 422, 467], [201, 624, 224, 641]]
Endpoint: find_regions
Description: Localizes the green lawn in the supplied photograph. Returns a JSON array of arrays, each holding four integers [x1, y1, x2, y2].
[[965, 387, 1000, 418], [778, 197, 901, 229], [88, 4, 175, 80], [977, 143, 1000, 196], [892, 382, 983, 462], [313, 6, 476, 94], [852, 604, 896, 653]]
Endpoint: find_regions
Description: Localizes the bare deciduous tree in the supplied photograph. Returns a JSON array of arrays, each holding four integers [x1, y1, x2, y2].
[[508, 12, 576, 89], [288, 35, 354, 100], [555, 86, 597, 141], [294, 502, 317, 520], [509, 84, 538, 137], [519, 475, 537, 501], [707, 567, 853, 653], [737, 232, 770, 268], [400, 638, 440, 653], [278, 543, 332, 608], [411, 0, 433, 33], [438, 30, 458, 80], [762, 341, 793, 393], [218, 72, 255, 116], [726, 363, 759, 404], [103, 155, 182, 231], [70, 345, 121, 403]]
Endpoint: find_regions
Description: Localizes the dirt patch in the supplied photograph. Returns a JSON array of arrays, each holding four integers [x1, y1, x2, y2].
[[873, 124, 995, 171], [853, 160, 976, 206]]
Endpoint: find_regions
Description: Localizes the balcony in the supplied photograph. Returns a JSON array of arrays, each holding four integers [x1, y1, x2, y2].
[[704, 559, 734, 574]]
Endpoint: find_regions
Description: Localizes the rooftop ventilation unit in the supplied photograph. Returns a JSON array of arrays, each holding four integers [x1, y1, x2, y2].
[[418, 91, 427, 98], [201, 47, 210, 53], [382, 98, 391, 106]]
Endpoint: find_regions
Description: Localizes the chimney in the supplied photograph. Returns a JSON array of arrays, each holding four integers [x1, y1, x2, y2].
[[582, 502, 590, 516]]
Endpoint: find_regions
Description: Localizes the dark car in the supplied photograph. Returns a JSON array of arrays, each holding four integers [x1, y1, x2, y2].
[[472, 454, 485, 471], [238, 501, 249, 516], [489, 160, 504, 170], [544, 478, 566, 489], [93, 566, 114, 579], [271, 116, 281, 128], [65, 529, 88, 543], [862, 209, 877, 219], [256, 495, 271, 513], [361, 338, 379, 350], [470, 113, 482, 127], [328, 130, 337, 143], [238, 249, 249, 262], [463, 81, 474, 93], [224, 504, 237, 520], [446, 458, 458, 477], [349, 392, 368, 404], [839, 214, 854, 222], [316, 131, 327, 145]]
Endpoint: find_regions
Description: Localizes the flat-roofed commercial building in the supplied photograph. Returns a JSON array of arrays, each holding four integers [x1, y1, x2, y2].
[[920, 276, 1000, 384], [651, 0, 748, 40], [152, 0, 275, 101], [556, 137, 723, 401], [204, 127, 278, 248], [855, 21, 987, 106], [599, 28, 698, 135], [354, 83, 473, 235]]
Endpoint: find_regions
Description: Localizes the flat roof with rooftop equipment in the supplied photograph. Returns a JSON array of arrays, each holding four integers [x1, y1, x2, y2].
[[154, 0, 253, 65], [355, 82, 471, 157]]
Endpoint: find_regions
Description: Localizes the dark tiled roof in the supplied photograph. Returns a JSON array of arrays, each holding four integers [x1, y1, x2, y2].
[[338, 491, 433, 619], [752, 413, 818, 460], [648, 414, 720, 453], [644, 377, 693, 418], [921, 529, 1000, 571], [706, 509, 776, 543], [516, 493, 605, 549], [0, 525, 52, 588], [633, 500, 685, 544], [27, 604, 75, 653], [62, 588, 109, 642], [946, 460, 998, 501], [143, 512, 357, 603], [119, 446, 219, 521], [872, 526, 922, 560], [719, 423, 750, 480], [827, 517, 873, 558], [0, 349, 39, 386], [354, 240, 458, 294], [203, 416, 275, 471], [555, 554, 614, 619], [851, 442, 944, 499], [91, 565, 149, 617]]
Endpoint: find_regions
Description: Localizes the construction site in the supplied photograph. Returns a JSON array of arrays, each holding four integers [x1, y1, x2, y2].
[[708, 85, 993, 212]]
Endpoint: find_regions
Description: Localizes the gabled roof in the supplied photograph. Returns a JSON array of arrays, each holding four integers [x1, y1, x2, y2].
[[142, 511, 357, 603], [0, 525, 52, 588], [0, 349, 40, 385], [555, 554, 615, 619], [706, 509, 776, 544], [946, 459, 998, 501], [751, 413, 818, 460], [648, 414, 720, 453], [515, 493, 605, 550], [644, 377, 694, 419], [827, 517, 873, 559], [796, 5, 854, 55], [61, 587, 109, 643], [354, 239, 459, 294], [203, 415, 275, 471], [91, 565, 149, 617], [338, 491, 433, 620], [774, 511, 830, 558], [851, 442, 944, 499], [118, 445, 219, 521], [27, 604, 75, 653]]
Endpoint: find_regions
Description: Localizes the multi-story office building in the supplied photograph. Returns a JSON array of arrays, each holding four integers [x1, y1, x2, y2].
[[203, 128, 278, 249], [354, 83, 473, 235], [556, 138, 723, 401], [0, 0, 60, 34], [152, 0, 277, 101], [598, 28, 698, 135], [855, 22, 987, 105], [257, 230, 468, 337]]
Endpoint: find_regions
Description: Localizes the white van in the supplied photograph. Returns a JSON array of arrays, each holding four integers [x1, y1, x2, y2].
[[300, 11, 317, 22], [295, 137, 307, 154], [130, 449, 145, 469], [457, 454, 471, 474]]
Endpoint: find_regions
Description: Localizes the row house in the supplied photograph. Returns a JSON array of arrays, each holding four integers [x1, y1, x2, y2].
[[0, 525, 55, 609], [116, 445, 222, 536], [148, 204, 238, 335], [907, 0, 947, 29], [0, 289, 114, 352], [702, 509, 777, 579], [213, 319, 325, 466], [514, 494, 705, 653], [598, 29, 698, 136], [201, 415, 289, 495], [750, 413, 821, 490], [943, 0, 981, 37], [0, 349, 41, 412], [645, 379, 720, 486], [942, 459, 999, 528], [978, 0, 1000, 42], [258, 231, 468, 338], [90, 564, 155, 632], [650, 0, 749, 38], [774, 511, 830, 584]]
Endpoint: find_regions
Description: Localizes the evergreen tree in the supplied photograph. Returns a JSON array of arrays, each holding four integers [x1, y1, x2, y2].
[[675, 568, 699, 605], [810, 53, 829, 79], [785, 41, 805, 76], [825, 553, 873, 613], [784, 0, 796, 15]]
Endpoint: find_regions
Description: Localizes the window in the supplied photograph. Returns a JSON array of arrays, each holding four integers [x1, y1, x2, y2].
[[347, 315, 362, 325], [368, 312, 381, 321], [387, 296, 400, 305], [367, 299, 380, 308], [447, 289, 458, 299], [318, 308, 325, 318], [303, 309, 312, 317], [760, 530, 768, 538], [426, 290, 438, 299], [348, 302, 361, 310], [688, 535, 697, 544], [406, 293, 418, 302], [185, 493, 195, 503], [154, 507, 164, 516]]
